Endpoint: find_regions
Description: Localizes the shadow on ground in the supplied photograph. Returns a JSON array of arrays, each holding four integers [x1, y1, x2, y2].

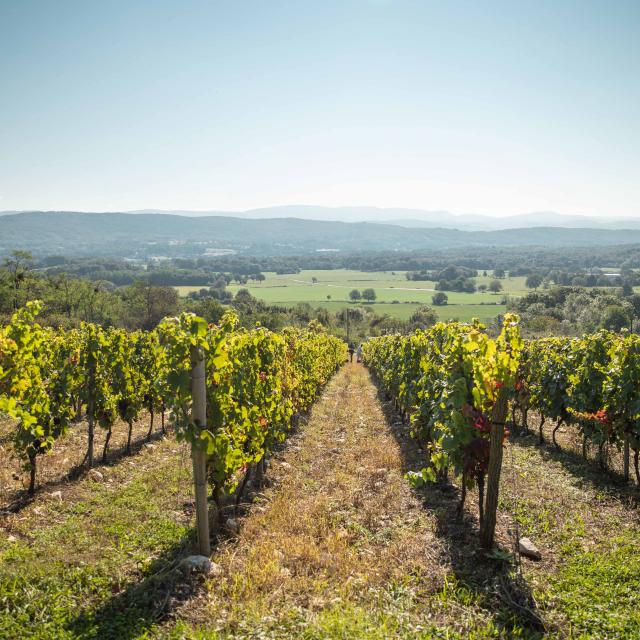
[[513, 425, 640, 510], [64, 409, 313, 640], [66, 531, 198, 640], [1, 428, 169, 516], [368, 368, 547, 637]]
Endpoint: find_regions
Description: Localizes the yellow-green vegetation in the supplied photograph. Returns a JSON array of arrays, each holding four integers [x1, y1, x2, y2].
[[0, 303, 345, 503], [177, 270, 530, 322]]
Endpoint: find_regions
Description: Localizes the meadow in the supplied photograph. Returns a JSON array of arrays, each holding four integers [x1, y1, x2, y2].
[[178, 269, 531, 322]]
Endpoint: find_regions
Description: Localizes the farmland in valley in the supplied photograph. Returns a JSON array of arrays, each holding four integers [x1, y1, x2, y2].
[[178, 270, 531, 322]]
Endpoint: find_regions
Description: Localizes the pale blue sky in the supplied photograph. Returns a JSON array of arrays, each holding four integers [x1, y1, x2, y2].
[[1, 0, 638, 216]]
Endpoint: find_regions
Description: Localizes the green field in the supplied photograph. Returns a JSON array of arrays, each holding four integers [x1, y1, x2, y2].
[[178, 270, 531, 322]]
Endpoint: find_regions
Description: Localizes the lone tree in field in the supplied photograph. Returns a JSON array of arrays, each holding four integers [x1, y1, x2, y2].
[[432, 291, 448, 306], [349, 289, 361, 302], [525, 274, 543, 290], [488, 280, 503, 293], [312, 277, 318, 285], [362, 288, 376, 302], [478, 284, 488, 293]]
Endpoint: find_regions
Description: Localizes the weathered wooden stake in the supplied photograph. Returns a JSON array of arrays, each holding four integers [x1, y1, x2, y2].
[[86, 397, 95, 468], [191, 345, 211, 556], [623, 435, 630, 482], [480, 389, 509, 549]]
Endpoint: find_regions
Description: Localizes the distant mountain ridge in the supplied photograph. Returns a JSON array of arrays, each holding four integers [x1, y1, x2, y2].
[[234, 206, 640, 231], [2, 210, 640, 258], [128, 205, 640, 231], [2, 206, 639, 231]]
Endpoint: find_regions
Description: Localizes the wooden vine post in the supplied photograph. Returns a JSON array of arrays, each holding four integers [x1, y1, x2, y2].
[[191, 344, 211, 556], [623, 434, 630, 482], [85, 352, 97, 469], [480, 388, 509, 549]]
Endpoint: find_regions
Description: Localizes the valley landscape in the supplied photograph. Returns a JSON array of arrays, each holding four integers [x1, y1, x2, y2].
[[1, 1, 639, 639]]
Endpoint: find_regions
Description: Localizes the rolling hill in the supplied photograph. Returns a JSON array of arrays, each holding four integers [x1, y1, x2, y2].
[[121, 206, 640, 231], [2, 211, 640, 257]]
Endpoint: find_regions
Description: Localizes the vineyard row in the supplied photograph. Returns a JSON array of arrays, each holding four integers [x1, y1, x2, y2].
[[0, 301, 347, 499], [362, 316, 640, 546]]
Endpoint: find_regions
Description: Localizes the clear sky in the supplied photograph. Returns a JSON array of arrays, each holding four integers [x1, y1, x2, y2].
[[1, 0, 638, 216]]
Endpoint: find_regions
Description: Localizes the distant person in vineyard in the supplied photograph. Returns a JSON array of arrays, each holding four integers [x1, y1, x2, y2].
[[356, 344, 363, 363], [348, 344, 355, 362]]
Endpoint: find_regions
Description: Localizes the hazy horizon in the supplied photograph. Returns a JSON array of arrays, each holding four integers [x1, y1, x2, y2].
[[1, 205, 640, 221], [1, 1, 639, 216]]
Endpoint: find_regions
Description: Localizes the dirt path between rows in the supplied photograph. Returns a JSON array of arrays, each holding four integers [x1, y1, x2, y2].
[[168, 363, 541, 638]]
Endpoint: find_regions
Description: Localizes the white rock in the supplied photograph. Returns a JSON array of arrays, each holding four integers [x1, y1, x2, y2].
[[280, 461, 291, 469], [180, 555, 222, 576], [519, 537, 541, 560], [7, 535, 17, 542], [50, 490, 62, 502], [88, 469, 104, 482]]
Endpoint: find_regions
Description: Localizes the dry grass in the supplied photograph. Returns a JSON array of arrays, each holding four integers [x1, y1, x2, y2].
[[168, 364, 523, 638], [164, 364, 640, 639]]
